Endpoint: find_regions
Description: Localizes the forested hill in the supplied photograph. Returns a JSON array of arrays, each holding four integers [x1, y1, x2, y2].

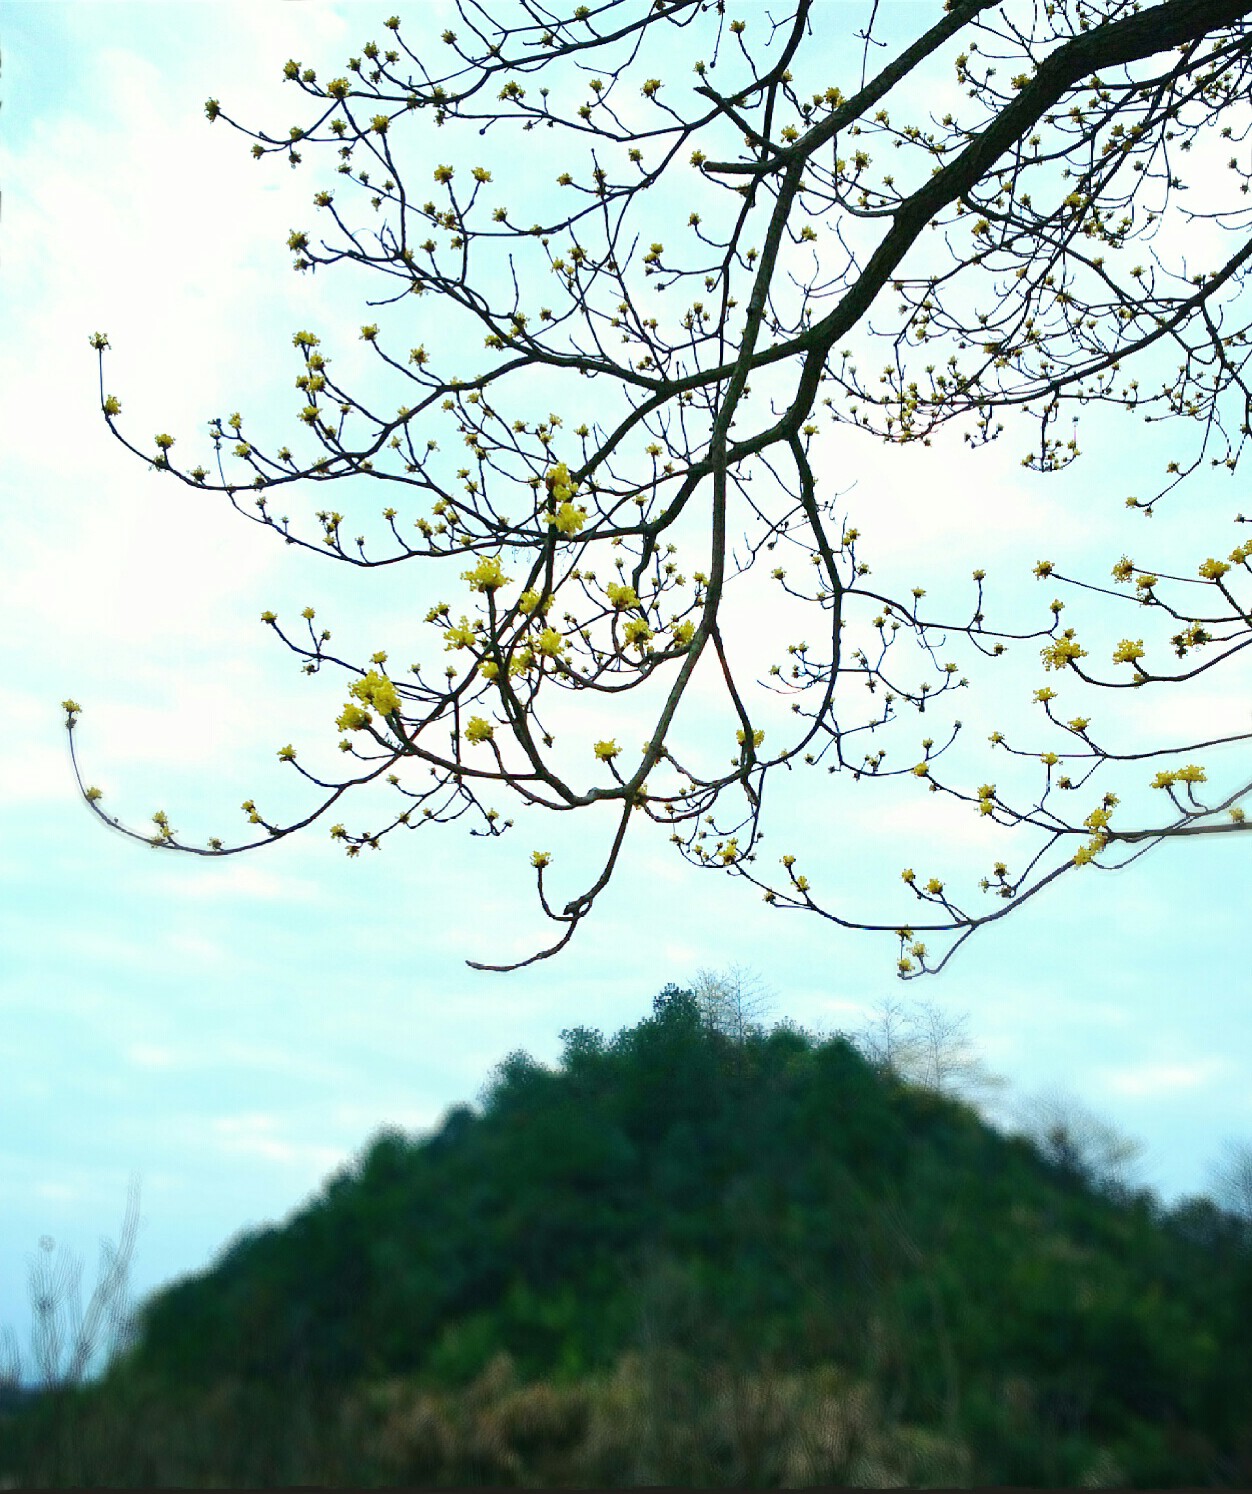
[[28, 989, 1252, 1486]]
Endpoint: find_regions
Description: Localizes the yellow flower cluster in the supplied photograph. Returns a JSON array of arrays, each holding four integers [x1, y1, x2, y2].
[[544, 463, 586, 535], [444, 615, 479, 650], [462, 554, 511, 592], [1040, 630, 1086, 671], [736, 728, 765, 747], [605, 581, 639, 610], [594, 740, 620, 760], [1073, 834, 1106, 866], [464, 716, 493, 744], [552, 501, 586, 535], [350, 670, 402, 716], [335, 703, 372, 732], [1151, 764, 1206, 789]]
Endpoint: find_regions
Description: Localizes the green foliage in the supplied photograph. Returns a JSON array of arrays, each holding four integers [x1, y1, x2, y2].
[[4, 986, 1251, 1486]]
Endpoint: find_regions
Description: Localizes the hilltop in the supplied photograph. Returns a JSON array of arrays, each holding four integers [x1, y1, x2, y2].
[[3, 985, 1250, 1486]]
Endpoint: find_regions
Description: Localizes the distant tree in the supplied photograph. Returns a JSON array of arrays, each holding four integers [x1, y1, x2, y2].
[[0, 1176, 142, 1394], [1012, 1087, 1146, 1200], [855, 995, 1008, 1112], [652, 982, 699, 1023], [68, 0, 1252, 977], [1205, 1137, 1252, 1227], [856, 995, 924, 1080], [1162, 1192, 1248, 1254], [690, 964, 775, 1043]]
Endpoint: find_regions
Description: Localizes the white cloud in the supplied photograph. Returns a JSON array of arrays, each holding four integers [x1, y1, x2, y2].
[[166, 861, 321, 906], [1100, 1059, 1232, 1099], [210, 1112, 347, 1172]]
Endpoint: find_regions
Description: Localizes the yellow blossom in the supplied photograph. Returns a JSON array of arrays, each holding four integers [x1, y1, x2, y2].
[[462, 553, 511, 592], [1040, 631, 1086, 671], [736, 728, 765, 748], [464, 715, 494, 744], [605, 581, 639, 610], [335, 703, 372, 731], [593, 740, 620, 760], [546, 461, 574, 496], [535, 627, 565, 657], [1112, 638, 1145, 665], [530, 850, 551, 869], [443, 615, 478, 650], [350, 670, 401, 716], [924, 878, 943, 895]]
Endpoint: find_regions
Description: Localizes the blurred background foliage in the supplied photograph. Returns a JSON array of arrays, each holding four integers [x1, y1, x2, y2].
[[2, 974, 1250, 1486]]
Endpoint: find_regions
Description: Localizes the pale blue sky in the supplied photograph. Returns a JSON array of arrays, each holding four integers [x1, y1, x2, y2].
[[2, 1, 1249, 1388]]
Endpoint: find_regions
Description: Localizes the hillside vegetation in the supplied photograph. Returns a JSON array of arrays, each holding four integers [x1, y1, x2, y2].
[[3, 986, 1250, 1487]]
